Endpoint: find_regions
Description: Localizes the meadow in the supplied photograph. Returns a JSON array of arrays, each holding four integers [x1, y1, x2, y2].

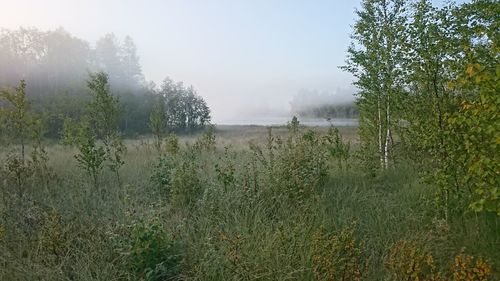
[[0, 124, 497, 280]]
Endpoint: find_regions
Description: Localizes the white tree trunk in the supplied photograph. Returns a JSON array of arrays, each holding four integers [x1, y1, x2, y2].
[[384, 93, 391, 169], [377, 94, 384, 169]]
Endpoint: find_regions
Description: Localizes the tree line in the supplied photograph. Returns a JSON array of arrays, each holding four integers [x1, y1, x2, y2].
[[344, 0, 498, 214], [0, 27, 144, 93], [289, 88, 359, 119], [292, 103, 359, 119], [0, 28, 211, 139]]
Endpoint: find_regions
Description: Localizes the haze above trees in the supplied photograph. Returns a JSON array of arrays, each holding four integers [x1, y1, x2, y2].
[[0, 27, 211, 137]]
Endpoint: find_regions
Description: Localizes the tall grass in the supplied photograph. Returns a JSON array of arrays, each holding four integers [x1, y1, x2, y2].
[[0, 126, 498, 280]]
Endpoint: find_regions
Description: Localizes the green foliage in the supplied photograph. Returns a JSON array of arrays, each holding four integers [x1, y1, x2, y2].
[[251, 123, 328, 204], [323, 126, 351, 170], [342, 0, 408, 170], [150, 140, 204, 206], [2, 152, 33, 197], [1, 127, 499, 280], [215, 147, 236, 191], [149, 95, 167, 151], [87, 72, 121, 140], [345, 0, 499, 215], [0, 80, 33, 160], [160, 77, 211, 133], [30, 142, 55, 191], [71, 119, 106, 189], [194, 125, 216, 151], [105, 134, 127, 185], [1, 1, 499, 280], [0, 82, 54, 197], [63, 72, 126, 189], [164, 133, 180, 154], [170, 158, 202, 208], [120, 222, 180, 281], [0, 28, 213, 138], [38, 210, 67, 265], [446, 63, 499, 214], [150, 155, 175, 195]]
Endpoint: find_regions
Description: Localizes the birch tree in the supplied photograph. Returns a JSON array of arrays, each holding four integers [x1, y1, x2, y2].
[[342, 0, 407, 170], [149, 95, 167, 151], [0, 80, 31, 161]]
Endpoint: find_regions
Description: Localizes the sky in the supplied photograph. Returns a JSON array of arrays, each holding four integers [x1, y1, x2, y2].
[[0, 0, 467, 122]]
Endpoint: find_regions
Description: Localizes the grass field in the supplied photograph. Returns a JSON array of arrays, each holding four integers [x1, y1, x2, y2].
[[0, 125, 498, 280]]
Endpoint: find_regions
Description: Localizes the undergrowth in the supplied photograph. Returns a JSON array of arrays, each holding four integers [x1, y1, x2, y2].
[[0, 125, 498, 280]]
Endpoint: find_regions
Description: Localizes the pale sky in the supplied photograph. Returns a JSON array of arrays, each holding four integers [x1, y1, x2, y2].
[[0, 0, 467, 121]]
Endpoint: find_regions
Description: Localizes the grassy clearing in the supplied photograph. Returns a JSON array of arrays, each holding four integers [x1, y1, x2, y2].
[[0, 125, 498, 280]]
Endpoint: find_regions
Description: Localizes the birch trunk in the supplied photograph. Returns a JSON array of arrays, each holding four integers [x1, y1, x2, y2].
[[377, 93, 384, 169], [384, 93, 391, 169]]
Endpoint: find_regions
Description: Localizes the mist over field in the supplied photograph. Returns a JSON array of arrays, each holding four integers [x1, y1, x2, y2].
[[0, 1, 363, 123], [0, 0, 498, 280]]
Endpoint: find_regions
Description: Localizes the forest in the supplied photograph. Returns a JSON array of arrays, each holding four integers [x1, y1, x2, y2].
[[0, 0, 498, 280], [0, 28, 210, 137]]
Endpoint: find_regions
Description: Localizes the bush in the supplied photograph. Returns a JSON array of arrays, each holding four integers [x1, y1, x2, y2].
[[121, 222, 180, 281], [150, 155, 175, 195], [323, 126, 351, 170], [165, 133, 180, 154], [312, 225, 364, 281], [2, 152, 33, 197], [270, 129, 328, 203], [194, 125, 216, 151], [170, 159, 202, 208], [385, 239, 493, 281]]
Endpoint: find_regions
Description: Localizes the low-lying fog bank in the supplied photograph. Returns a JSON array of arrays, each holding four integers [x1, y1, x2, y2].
[[215, 117, 358, 127]]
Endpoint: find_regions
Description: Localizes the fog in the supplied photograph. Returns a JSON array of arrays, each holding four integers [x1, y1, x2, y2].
[[0, 0, 458, 123], [0, 1, 365, 123]]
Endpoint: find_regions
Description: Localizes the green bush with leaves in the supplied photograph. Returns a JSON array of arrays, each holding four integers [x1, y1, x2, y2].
[[323, 126, 351, 170], [62, 72, 126, 190], [445, 62, 499, 214], [170, 159, 202, 208], [279, 130, 327, 202], [194, 125, 216, 151], [165, 133, 180, 154], [2, 152, 33, 198], [150, 155, 175, 195], [64, 118, 106, 189], [215, 147, 236, 192], [119, 222, 180, 281], [250, 123, 328, 204], [0, 80, 32, 161], [149, 95, 167, 151]]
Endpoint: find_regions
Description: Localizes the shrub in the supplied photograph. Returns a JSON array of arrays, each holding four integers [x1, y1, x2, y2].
[[312, 225, 364, 281], [385, 240, 493, 281], [385, 240, 440, 281], [450, 254, 492, 281], [165, 133, 180, 154], [2, 152, 33, 197], [150, 155, 175, 195], [38, 209, 67, 265], [194, 125, 216, 151], [247, 125, 328, 206], [215, 147, 236, 192], [272, 129, 328, 203], [170, 159, 202, 208], [323, 126, 351, 170], [122, 222, 180, 281]]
